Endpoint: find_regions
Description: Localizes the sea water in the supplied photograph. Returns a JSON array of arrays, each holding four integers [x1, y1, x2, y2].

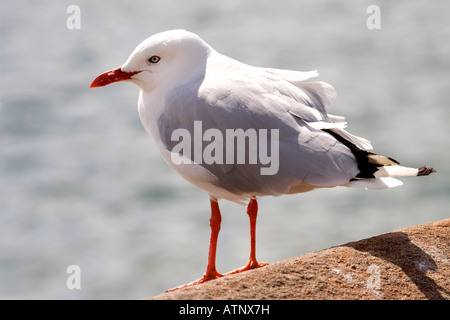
[[0, 0, 449, 299]]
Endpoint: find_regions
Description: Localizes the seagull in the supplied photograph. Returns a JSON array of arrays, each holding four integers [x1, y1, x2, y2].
[[90, 29, 436, 291]]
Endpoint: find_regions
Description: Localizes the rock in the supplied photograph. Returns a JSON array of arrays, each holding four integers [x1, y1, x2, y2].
[[148, 219, 450, 300]]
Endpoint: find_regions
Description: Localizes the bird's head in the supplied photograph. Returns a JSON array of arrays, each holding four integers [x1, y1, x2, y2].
[[90, 29, 211, 92]]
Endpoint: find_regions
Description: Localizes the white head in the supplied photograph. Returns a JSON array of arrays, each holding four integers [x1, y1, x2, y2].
[[90, 29, 212, 92]]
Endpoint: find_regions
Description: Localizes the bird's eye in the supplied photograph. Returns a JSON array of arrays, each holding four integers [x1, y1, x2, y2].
[[148, 56, 161, 64]]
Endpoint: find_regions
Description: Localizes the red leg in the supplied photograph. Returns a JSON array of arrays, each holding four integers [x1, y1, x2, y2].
[[167, 198, 223, 291], [225, 198, 268, 275], [202, 198, 223, 280]]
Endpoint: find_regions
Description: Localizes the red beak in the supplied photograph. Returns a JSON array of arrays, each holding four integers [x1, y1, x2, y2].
[[90, 67, 139, 88]]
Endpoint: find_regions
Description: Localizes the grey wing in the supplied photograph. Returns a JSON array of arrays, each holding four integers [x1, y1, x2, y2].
[[262, 67, 373, 150], [157, 78, 360, 197], [261, 67, 336, 117]]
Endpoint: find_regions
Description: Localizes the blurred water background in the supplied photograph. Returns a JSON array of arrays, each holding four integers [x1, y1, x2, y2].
[[0, 0, 449, 299]]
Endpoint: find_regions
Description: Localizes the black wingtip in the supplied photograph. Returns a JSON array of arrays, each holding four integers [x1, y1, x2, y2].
[[417, 165, 437, 176]]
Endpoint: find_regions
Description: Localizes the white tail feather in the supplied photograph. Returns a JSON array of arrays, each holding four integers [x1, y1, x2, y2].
[[344, 177, 403, 190], [374, 165, 419, 178], [306, 121, 347, 130], [328, 114, 346, 123]]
